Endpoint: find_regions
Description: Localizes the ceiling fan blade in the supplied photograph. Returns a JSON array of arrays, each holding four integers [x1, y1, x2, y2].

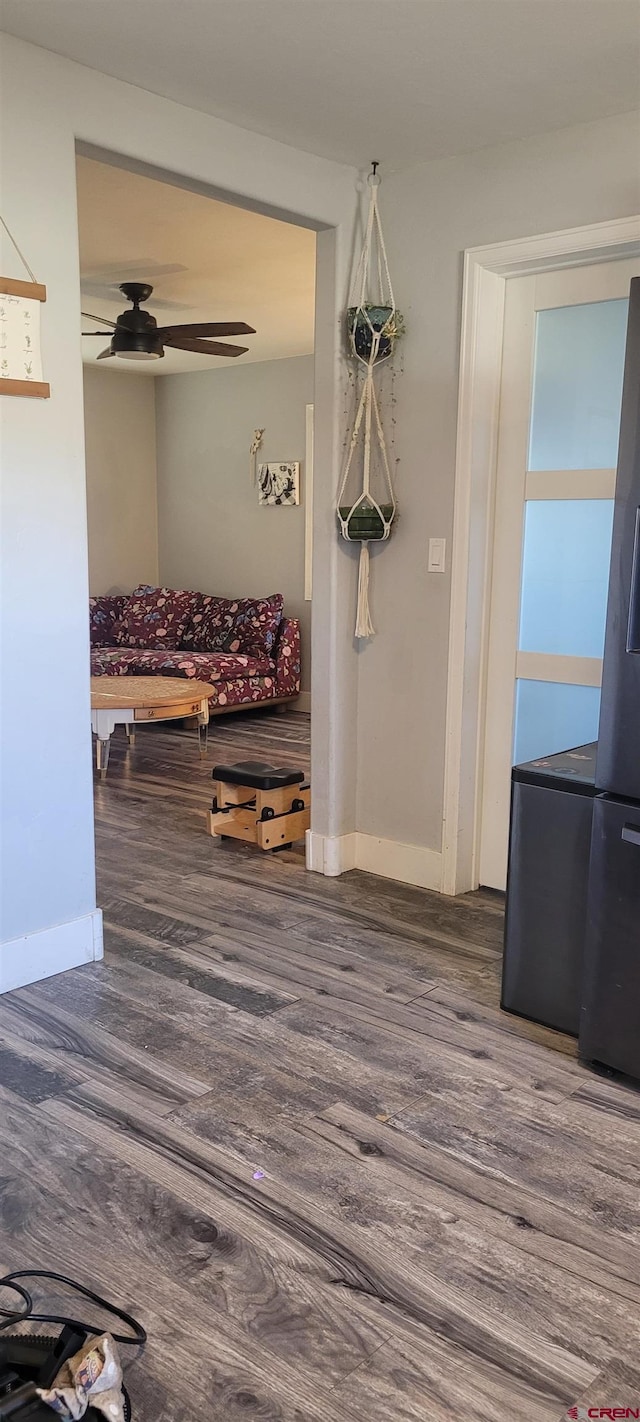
[[166, 336, 249, 357], [96, 347, 114, 360], [82, 331, 114, 336], [81, 311, 118, 329], [160, 322, 256, 340]]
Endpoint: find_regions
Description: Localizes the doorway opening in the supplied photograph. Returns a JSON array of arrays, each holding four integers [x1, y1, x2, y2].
[[442, 216, 640, 898], [479, 256, 640, 890], [78, 147, 317, 902]]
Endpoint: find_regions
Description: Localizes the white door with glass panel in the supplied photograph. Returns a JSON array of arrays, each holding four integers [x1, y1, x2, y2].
[[480, 258, 640, 891]]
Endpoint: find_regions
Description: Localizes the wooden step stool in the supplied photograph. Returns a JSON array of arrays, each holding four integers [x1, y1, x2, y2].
[[208, 761, 310, 851]]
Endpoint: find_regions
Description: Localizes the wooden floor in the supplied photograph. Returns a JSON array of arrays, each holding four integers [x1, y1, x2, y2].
[[1, 709, 639, 1421]]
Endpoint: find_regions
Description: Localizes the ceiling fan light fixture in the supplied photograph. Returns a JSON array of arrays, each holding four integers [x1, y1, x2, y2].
[[110, 327, 164, 360], [115, 347, 164, 361]]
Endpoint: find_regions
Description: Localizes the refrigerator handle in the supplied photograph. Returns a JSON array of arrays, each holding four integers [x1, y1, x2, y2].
[[626, 507, 640, 653], [621, 824, 640, 847]]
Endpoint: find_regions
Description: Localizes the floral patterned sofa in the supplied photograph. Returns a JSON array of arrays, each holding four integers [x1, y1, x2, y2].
[[89, 585, 301, 713]]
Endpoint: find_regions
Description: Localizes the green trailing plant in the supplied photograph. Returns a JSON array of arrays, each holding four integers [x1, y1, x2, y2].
[[347, 304, 405, 362]]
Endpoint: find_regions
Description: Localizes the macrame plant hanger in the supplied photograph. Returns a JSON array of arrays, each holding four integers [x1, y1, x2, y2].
[[337, 162, 398, 638]]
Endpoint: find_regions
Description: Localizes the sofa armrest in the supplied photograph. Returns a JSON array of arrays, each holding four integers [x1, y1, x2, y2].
[[275, 617, 301, 697]]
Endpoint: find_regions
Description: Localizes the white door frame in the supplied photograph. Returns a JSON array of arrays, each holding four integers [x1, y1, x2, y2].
[[441, 214, 640, 897]]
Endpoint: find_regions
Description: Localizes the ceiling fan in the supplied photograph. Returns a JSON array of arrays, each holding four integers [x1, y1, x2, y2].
[[81, 282, 255, 361]]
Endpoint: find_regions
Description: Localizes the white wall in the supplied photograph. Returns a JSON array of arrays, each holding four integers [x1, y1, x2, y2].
[[0, 50, 100, 979], [353, 110, 640, 866], [156, 356, 313, 694], [2, 34, 637, 975], [83, 366, 159, 594], [0, 32, 357, 991]]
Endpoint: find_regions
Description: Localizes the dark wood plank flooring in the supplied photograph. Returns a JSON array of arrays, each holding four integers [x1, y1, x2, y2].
[[1, 709, 639, 1421]]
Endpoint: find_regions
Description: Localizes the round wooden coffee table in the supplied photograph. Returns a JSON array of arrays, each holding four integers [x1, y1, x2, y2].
[[91, 675, 214, 778]]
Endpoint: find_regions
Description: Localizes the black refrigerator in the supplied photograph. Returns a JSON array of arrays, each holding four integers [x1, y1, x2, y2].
[[579, 275, 640, 1079], [502, 744, 597, 1036]]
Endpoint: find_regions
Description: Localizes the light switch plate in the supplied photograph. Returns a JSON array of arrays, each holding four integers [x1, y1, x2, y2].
[[428, 537, 446, 573]]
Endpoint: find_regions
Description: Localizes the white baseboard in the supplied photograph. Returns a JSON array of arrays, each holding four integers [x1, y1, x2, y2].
[[306, 830, 357, 876], [355, 834, 442, 891], [306, 830, 442, 891], [0, 908, 104, 995], [296, 691, 311, 714]]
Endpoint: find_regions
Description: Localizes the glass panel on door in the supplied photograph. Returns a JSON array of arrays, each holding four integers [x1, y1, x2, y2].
[[528, 298, 628, 471], [519, 499, 614, 658], [513, 296, 629, 765], [513, 680, 601, 765]]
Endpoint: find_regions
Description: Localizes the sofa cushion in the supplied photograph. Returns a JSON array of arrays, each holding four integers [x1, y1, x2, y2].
[[90, 645, 273, 685], [187, 651, 273, 683], [208, 674, 277, 708], [90, 647, 134, 676], [89, 594, 127, 647], [179, 591, 207, 649], [115, 585, 196, 650], [225, 594, 284, 656], [191, 593, 283, 656], [189, 595, 229, 653]]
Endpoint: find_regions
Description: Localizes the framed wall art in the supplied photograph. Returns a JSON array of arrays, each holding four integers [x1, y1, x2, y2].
[[0, 277, 50, 400], [257, 461, 300, 506]]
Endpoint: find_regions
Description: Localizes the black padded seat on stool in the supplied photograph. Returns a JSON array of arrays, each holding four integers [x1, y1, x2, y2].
[[212, 761, 305, 791]]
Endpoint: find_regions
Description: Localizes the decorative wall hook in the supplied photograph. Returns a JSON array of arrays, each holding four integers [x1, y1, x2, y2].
[[249, 427, 265, 482]]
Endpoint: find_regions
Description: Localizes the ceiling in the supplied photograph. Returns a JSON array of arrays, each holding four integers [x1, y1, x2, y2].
[[2, 0, 640, 169], [77, 156, 316, 374]]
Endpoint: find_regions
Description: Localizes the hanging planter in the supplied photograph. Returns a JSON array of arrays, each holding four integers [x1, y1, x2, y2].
[[346, 305, 404, 363], [337, 163, 403, 638], [338, 499, 395, 540]]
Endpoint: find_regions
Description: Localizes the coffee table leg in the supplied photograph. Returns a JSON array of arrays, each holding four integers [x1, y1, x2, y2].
[[197, 704, 209, 757], [126, 723, 136, 746], [96, 736, 111, 780]]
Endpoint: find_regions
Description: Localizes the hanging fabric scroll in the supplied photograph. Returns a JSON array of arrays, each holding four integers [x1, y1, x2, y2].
[[0, 215, 49, 399]]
